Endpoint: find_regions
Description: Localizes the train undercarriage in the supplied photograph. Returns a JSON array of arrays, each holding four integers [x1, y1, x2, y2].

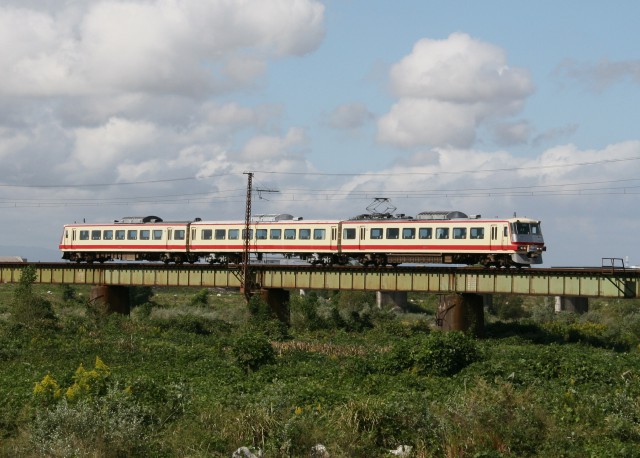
[[63, 250, 535, 268]]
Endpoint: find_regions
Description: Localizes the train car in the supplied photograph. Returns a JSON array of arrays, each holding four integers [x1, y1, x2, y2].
[[59, 211, 545, 267], [338, 211, 544, 266], [59, 216, 196, 263], [190, 215, 338, 265]]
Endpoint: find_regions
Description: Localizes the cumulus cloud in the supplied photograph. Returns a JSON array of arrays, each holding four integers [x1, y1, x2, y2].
[[239, 127, 307, 161], [0, 0, 325, 97], [377, 33, 534, 148], [0, 0, 325, 191]]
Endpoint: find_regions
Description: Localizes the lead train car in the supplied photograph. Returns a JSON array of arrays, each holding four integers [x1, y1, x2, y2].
[[59, 212, 545, 267]]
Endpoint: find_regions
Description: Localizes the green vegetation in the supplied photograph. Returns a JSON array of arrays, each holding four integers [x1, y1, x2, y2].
[[1, 280, 640, 457]]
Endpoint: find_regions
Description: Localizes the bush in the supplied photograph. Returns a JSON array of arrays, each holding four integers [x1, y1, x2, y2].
[[381, 331, 480, 377], [10, 266, 57, 330], [413, 331, 480, 376], [189, 289, 209, 307], [232, 332, 276, 372], [30, 387, 154, 457]]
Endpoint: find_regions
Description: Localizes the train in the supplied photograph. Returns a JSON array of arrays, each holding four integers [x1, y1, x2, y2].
[[59, 210, 545, 267]]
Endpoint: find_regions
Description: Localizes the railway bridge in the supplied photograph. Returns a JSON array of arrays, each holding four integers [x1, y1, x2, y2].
[[1, 261, 637, 335]]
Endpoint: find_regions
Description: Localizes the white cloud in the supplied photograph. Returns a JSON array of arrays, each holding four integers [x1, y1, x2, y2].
[[378, 33, 534, 148], [239, 127, 307, 161], [0, 0, 324, 189], [71, 117, 158, 171], [0, 0, 325, 97]]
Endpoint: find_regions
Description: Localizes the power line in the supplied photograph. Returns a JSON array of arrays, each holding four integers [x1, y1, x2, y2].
[[250, 155, 640, 177], [1, 155, 639, 189]]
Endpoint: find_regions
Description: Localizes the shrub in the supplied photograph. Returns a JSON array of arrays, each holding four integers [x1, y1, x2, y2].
[[189, 288, 209, 307], [30, 386, 153, 457], [412, 331, 480, 376], [10, 265, 57, 330], [232, 332, 276, 372], [291, 292, 327, 331], [380, 331, 480, 377]]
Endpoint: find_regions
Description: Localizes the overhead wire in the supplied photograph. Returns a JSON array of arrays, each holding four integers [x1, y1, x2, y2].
[[1, 155, 640, 207]]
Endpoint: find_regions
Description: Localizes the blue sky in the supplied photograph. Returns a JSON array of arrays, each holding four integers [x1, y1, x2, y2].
[[0, 0, 639, 266]]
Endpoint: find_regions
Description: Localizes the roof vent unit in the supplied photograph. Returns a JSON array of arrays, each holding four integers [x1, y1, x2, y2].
[[252, 214, 295, 222], [117, 215, 164, 224], [416, 211, 469, 220]]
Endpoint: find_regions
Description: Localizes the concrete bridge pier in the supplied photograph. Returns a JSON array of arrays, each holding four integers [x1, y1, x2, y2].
[[89, 285, 131, 315], [436, 293, 484, 337], [260, 288, 290, 324]]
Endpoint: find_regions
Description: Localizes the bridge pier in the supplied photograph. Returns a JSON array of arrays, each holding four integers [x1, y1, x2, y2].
[[436, 293, 484, 337], [555, 296, 588, 313], [260, 288, 290, 324], [89, 285, 131, 315], [376, 291, 408, 310]]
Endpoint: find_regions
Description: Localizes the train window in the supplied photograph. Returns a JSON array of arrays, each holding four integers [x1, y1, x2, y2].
[[91, 230, 101, 240], [343, 228, 356, 240], [270, 229, 281, 240], [284, 229, 296, 240], [513, 222, 531, 235], [386, 228, 399, 239], [419, 228, 432, 239], [127, 230, 137, 240], [229, 229, 240, 240], [174, 230, 185, 240], [215, 229, 226, 240], [531, 223, 541, 235], [470, 227, 484, 239], [300, 229, 311, 240], [402, 228, 415, 239], [256, 229, 268, 240], [453, 228, 466, 239], [202, 229, 212, 240], [370, 228, 383, 239], [504, 227, 508, 237], [153, 230, 163, 240], [241, 229, 253, 240], [140, 230, 150, 240], [115, 230, 125, 240], [436, 228, 449, 239], [103, 230, 113, 240], [314, 228, 325, 240], [80, 230, 89, 240]]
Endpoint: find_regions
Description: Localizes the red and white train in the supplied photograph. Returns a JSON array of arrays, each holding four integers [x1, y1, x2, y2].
[[59, 211, 545, 267]]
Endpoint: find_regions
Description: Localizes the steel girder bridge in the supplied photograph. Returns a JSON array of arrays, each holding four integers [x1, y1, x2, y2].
[[1, 261, 637, 333]]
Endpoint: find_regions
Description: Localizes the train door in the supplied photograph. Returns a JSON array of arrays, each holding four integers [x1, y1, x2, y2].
[[69, 229, 76, 248], [359, 226, 366, 249], [331, 225, 339, 251], [490, 224, 507, 251], [167, 228, 173, 250], [490, 225, 499, 251]]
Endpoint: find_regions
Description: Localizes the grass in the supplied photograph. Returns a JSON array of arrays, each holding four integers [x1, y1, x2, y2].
[[0, 280, 640, 456]]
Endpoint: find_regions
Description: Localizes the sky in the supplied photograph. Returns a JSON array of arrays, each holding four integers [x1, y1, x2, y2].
[[1, 0, 639, 266]]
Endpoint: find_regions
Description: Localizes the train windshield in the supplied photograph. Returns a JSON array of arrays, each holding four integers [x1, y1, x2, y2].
[[512, 222, 542, 236]]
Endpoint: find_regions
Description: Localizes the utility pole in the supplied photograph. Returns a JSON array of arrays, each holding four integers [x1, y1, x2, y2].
[[241, 172, 253, 302]]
